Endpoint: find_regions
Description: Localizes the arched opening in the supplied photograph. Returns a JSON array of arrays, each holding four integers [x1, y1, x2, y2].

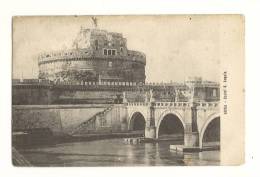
[[129, 112, 146, 133], [201, 117, 220, 149], [158, 114, 184, 143]]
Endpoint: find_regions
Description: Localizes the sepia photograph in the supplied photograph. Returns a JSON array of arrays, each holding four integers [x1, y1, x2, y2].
[[11, 15, 243, 166]]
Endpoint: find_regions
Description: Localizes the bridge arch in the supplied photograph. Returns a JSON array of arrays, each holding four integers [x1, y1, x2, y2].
[[199, 113, 220, 148], [128, 112, 146, 132], [156, 109, 185, 139]]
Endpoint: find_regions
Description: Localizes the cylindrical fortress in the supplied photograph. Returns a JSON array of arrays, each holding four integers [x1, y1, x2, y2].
[[38, 28, 146, 83]]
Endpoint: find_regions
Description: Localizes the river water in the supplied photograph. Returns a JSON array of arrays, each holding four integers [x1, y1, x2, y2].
[[18, 138, 220, 166]]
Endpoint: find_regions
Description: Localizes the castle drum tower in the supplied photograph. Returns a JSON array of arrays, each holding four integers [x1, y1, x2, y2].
[[38, 26, 146, 83]]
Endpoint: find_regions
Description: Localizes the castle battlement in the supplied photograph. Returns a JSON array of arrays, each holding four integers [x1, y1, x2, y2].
[[38, 49, 146, 65], [12, 78, 218, 90], [38, 27, 146, 83]]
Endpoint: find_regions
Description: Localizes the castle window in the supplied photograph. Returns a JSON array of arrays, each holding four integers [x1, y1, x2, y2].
[[95, 40, 98, 50], [108, 61, 112, 67], [108, 50, 112, 55], [112, 50, 116, 55], [212, 89, 217, 97], [104, 49, 107, 55], [120, 47, 123, 52]]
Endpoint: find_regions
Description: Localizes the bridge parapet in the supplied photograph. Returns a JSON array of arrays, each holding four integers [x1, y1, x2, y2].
[[126, 102, 149, 107], [127, 101, 219, 109], [153, 102, 190, 108], [196, 102, 219, 109]]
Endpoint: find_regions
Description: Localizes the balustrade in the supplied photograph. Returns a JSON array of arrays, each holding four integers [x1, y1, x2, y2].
[[126, 101, 219, 108]]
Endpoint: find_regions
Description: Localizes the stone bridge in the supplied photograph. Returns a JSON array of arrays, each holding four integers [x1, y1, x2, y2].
[[12, 100, 220, 150], [126, 101, 220, 149]]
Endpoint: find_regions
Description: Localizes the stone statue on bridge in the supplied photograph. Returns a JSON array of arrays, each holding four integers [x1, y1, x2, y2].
[[122, 91, 127, 103], [149, 89, 155, 103], [145, 92, 149, 103]]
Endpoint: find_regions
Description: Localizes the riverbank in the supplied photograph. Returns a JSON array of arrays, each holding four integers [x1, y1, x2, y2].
[[13, 131, 219, 152], [12, 131, 144, 149]]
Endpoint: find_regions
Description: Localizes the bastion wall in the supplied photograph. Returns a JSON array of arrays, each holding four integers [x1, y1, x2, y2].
[[12, 104, 128, 135]]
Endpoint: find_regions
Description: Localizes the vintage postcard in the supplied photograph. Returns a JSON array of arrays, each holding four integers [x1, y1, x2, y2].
[[12, 15, 244, 166]]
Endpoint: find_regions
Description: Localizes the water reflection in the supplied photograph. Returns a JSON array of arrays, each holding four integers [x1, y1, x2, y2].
[[17, 138, 220, 166]]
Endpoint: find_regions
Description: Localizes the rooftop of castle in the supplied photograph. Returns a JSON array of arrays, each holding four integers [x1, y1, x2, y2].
[[71, 27, 127, 50], [38, 26, 146, 65]]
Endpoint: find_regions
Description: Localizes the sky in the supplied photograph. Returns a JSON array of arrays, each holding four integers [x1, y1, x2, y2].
[[12, 15, 220, 83]]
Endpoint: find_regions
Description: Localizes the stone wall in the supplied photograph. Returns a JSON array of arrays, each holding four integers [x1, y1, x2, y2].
[[12, 87, 54, 105], [12, 80, 220, 105], [12, 106, 63, 135], [39, 57, 146, 83], [72, 104, 128, 134], [12, 105, 110, 135]]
